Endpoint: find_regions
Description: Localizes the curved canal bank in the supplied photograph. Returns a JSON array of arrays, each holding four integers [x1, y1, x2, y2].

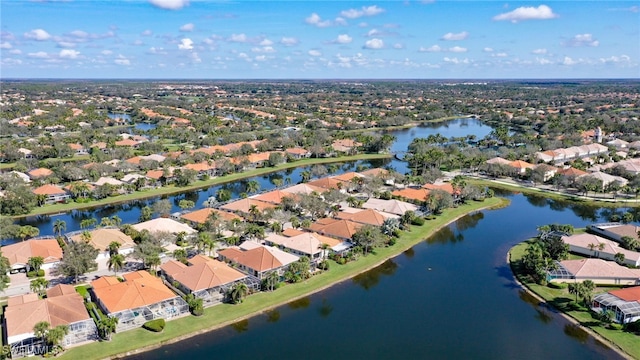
[[508, 242, 639, 359], [59, 197, 507, 360]]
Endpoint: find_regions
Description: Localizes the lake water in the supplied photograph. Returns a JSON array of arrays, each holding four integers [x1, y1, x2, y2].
[[134, 123, 157, 131], [128, 192, 621, 360], [107, 112, 132, 121]]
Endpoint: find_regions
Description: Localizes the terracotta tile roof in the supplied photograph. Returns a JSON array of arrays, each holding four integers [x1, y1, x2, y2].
[[91, 271, 178, 313], [146, 170, 165, 180], [392, 188, 430, 202], [362, 198, 418, 216], [218, 247, 282, 272], [115, 139, 139, 147], [558, 167, 587, 177], [282, 228, 306, 237], [560, 259, 640, 279], [285, 147, 309, 155], [486, 157, 512, 165], [509, 160, 535, 169], [308, 218, 362, 240], [599, 224, 640, 241], [331, 172, 364, 182], [220, 198, 277, 214], [609, 286, 640, 302], [5, 292, 90, 342], [281, 183, 324, 195], [126, 156, 143, 165], [422, 183, 455, 195], [252, 190, 298, 205], [359, 168, 390, 177], [132, 218, 197, 234], [46, 284, 77, 298], [32, 184, 67, 196], [27, 168, 53, 178], [307, 177, 344, 190], [67, 143, 84, 150], [180, 208, 242, 224], [161, 256, 246, 292], [1, 239, 63, 267], [336, 209, 388, 226], [64, 182, 96, 192], [183, 162, 215, 172], [69, 228, 134, 252]]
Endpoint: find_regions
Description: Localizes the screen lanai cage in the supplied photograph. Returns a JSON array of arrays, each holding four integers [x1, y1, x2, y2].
[[593, 292, 640, 324], [109, 296, 189, 333]]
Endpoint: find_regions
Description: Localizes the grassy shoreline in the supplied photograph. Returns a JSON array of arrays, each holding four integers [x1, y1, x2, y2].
[[7, 153, 391, 219], [60, 196, 507, 360], [467, 178, 640, 208], [509, 241, 639, 359]]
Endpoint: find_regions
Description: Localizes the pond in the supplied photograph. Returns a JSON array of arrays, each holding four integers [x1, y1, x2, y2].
[[128, 192, 623, 360]]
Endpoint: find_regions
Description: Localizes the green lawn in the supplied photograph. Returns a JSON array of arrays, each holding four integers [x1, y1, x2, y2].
[[9, 153, 392, 219], [510, 242, 640, 359], [60, 197, 505, 360]]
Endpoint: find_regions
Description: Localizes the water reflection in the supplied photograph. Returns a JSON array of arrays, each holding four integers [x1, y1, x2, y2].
[[231, 319, 249, 333], [524, 194, 548, 208], [403, 248, 415, 259], [455, 211, 484, 232], [265, 310, 280, 323], [534, 309, 553, 324], [425, 226, 463, 245], [351, 259, 398, 291], [288, 297, 311, 310], [318, 299, 333, 318], [564, 323, 589, 344]]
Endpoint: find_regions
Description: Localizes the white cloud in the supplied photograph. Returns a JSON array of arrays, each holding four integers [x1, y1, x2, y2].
[[535, 57, 552, 65], [114, 55, 131, 66], [449, 46, 467, 53], [59, 49, 80, 59], [393, 43, 404, 49], [178, 38, 194, 50], [9, 49, 21, 55], [141, 30, 153, 36], [0, 42, 11, 49], [483, 47, 494, 52], [57, 42, 76, 48], [532, 48, 547, 54], [336, 34, 353, 44], [149, 0, 189, 10], [69, 30, 88, 39], [443, 57, 470, 64], [367, 29, 381, 37], [280, 37, 299, 46], [252, 46, 276, 53], [493, 52, 508, 57], [255, 55, 267, 62], [230, 33, 247, 42], [24, 29, 51, 41], [132, 39, 145, 46], [599, 55, 631, 64], [101, 50, 113, 56], [493, 5, 558, 23], [420, 45, 442, 52], [562, 56, 577, 65], [340, 5, 384, 19], [190, 52, 201, 63], [441, 31, 469, 41], [28, 51, 49, 58], [308, 49, 322, 56], [364, 38, 384, 49], [180, 23, 195, 32], [260, 39, 274, 46], [334, 17, 347, 26], [148, 47, 167, 55], [305, 13, 332, 27], [564, 33, 599, 47]]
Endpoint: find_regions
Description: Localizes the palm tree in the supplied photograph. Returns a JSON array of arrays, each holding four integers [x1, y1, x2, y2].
[[33, 321, 50, 341], [146, 254, 161, 273], [80, 218, 97, 229], [228, 282, 249, 304], [568, 283, 580, 303], [246, 180, 260, 194], [97, 317, 118, 341], [18, 226, 39, 241], [262, 271, 279, 291], [80, 230, 92, 243], [27, 256, 44, 272], [52, 219, 66, 238], [107, 241, 121, 257], [300, 170, 311, 183], [614, 252, 626, 265], [30, 277, 49, 298], [45, 325, 69, 349], [111, 215, 122, 227], [107, 253, 125, 276], [270, 221, 282, 234], [173, 248, 188, 263]]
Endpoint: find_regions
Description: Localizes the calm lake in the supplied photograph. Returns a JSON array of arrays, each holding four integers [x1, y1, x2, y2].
[[128, 192, 622, 360]]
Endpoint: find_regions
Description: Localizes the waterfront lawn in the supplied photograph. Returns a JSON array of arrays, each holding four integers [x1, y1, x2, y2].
[[12, 153, 392, 218], [60, 197, 505, 360], [510, 242, 640, 359]]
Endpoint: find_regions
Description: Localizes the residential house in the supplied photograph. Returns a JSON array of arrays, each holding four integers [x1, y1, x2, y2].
[[577, 172, 628, 189], [5, 285, 98, 357], [179, 208, 242, 234], [32, 184, 70, 204], [561, 233, 640, 267], [391, 187, 430, 203], [281, 183, 324, 195], [265, 231, 346, 262], [219, 198, 276, 217], [308, 218, 362, 241], [68, 228, 135, 260], [217, 242, 299, 279], [306, 177, 344, 191], [67, 143, 88, 155], [6, 171, 31, 183], [285, 147, 311, 159], [27, 168, 53, 180], [592, 286, 640, 324], [547, 259, 640, 285], [335, 208, 394, 226], [1, 238, 63, 272], [509, 160, 535, 175], [91, 271, 189, 332], [362, 198, 418, 216], [252, 190, 298, 205], [182, 162, 216, 178], [160, 255, 250, 307], [132, 218, 197, 236], [331, 139, 362, 153], [587, 223, 640, 243]]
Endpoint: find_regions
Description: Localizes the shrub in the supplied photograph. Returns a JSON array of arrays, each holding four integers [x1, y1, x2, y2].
[[608, 323, 623, 330], [387, 238, 397, 246], [548, 282, 567, 289], [143, 319, 166, 332], [624, 320, 640, 333], [27, 270, 45, 278], [392, 229, 402, 238], [317, 260, 329, 271], [411, 217, 425, 226]]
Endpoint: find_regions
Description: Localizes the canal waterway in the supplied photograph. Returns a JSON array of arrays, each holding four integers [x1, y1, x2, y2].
[[128, 192, 622, 360]]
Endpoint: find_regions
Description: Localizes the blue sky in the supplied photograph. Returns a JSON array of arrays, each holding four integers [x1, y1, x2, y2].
[[1, 0, 638, 79]]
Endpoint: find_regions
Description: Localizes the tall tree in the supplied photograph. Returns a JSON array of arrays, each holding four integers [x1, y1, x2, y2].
[[107, 253, 125, 276], [0, 251, 10, 291], [27, 256, 45, 272], [52, 219, 66, 238], [228, 282, 249, 304], [56, 241, 99, 283], [30, 277, 49, 298]]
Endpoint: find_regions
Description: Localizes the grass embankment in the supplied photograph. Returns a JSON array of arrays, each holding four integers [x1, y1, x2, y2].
[[9, 153, 391, 219], [509, 241, 640, 359], [60, 196, 506, 360], [468, 178, 639, 208]]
